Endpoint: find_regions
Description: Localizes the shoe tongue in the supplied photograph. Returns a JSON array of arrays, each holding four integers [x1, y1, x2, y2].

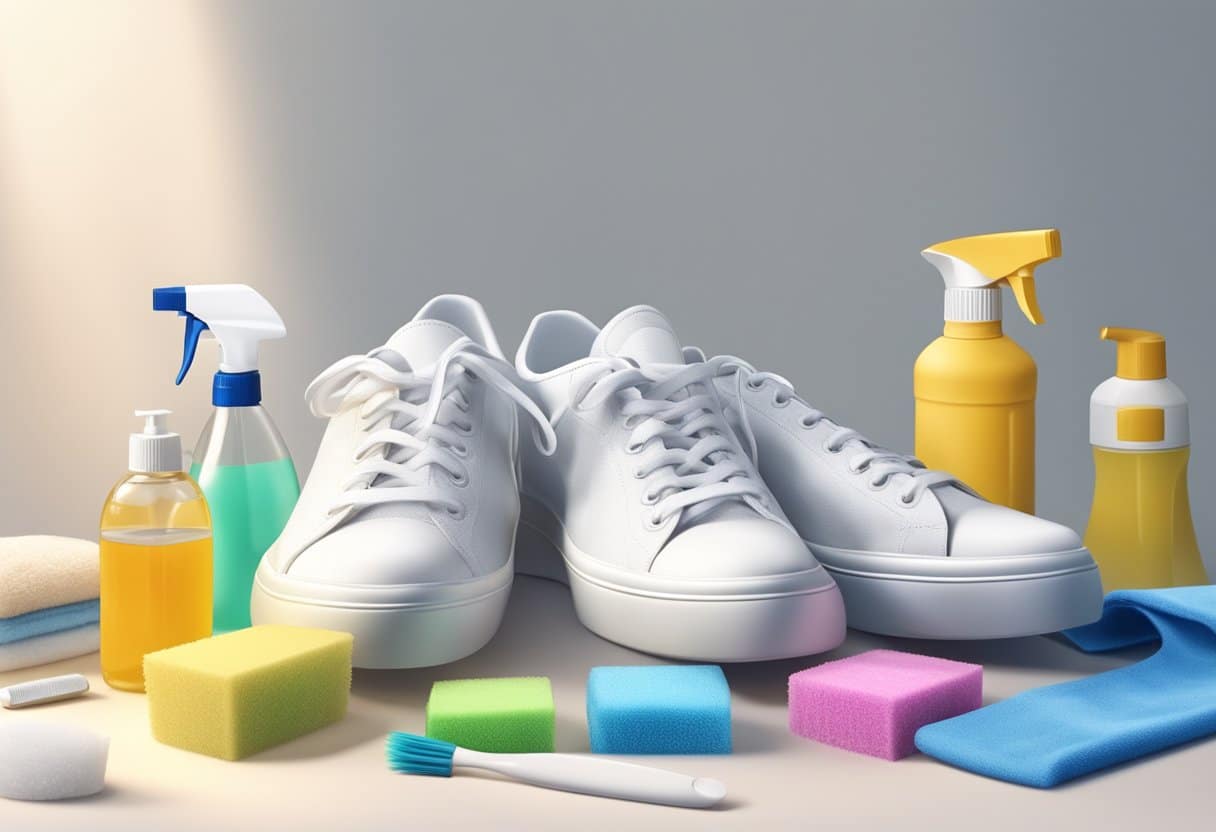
[[591, 306, 685, 364], [383, 319, 467, 371]]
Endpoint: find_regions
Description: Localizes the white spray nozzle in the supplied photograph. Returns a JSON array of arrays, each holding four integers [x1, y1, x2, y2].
[[152, 284, 286, 381], [921, 230, 1060, 324]]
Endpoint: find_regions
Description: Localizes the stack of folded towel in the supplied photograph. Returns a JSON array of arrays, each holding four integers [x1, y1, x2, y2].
[[0, 536, 100, 672]]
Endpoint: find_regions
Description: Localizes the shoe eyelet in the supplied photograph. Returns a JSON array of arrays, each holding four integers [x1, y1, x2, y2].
[[868, 475, 890, 491], [848, 460, 871, 475], [450, 472, 468, 488], [746, 378, 765, 391], [633, 468, 646, 479], [646, 514, 664, 529], [451, 443, 469, 458], [823, 442, 842, 454], [800, 415, 818, 429], [900, 492, 916, 506], [641, 491, 659, 506], [456, 422, 474, 436], [625, 442, 643, 455], [772, 394, 790, 408], [446, 506, 466, 520]]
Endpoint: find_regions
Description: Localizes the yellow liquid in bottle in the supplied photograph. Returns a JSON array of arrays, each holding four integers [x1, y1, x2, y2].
[[100, 526, 214, 692]]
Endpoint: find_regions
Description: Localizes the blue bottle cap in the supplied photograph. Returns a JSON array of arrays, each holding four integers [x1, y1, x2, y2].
[[212, 371, 262, 407]]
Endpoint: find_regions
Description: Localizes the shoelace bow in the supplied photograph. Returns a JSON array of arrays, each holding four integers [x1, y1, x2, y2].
[[704, 354, 957, 506], [306, 337, 556, 519], [572, 358, 772, 527]]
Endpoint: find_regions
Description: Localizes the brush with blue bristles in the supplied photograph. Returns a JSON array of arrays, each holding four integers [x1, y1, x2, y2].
[[386, 732, 726, 809]]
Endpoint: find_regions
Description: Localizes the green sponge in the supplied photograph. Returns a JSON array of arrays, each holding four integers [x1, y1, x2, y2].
[[425, 677, 555, 752], [144, 625, 353, 760]]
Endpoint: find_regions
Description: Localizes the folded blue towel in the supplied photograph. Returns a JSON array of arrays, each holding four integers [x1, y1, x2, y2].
[[915, 585, 1216, 788], [0, 599, 100, 646], [0, 623, 99, 672]]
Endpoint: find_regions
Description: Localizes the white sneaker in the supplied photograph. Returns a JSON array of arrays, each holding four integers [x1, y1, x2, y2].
[[513, 306, 846, 662], [697, 350, 1104, 639], [251, 295, 555, 668]]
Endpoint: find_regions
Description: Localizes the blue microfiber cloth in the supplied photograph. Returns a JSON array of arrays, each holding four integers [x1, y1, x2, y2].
[[586, 665, 731, 754], [0, 623, 99, 672], [915, 586, 1216, 787], [0, 599, 100, 646]]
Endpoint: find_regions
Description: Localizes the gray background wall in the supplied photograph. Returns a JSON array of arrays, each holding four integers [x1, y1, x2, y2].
[[1, 0, 1213, 575]]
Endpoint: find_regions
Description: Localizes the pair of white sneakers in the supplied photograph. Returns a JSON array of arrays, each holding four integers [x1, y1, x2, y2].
[[251, 296, 1103, 668]]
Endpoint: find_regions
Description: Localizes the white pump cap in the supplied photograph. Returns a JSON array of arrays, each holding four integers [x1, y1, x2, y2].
[[129, 409, 184, 473]]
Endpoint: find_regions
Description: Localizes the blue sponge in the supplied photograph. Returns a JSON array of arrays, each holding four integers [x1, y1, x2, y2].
[[586, 665, 731, 754]]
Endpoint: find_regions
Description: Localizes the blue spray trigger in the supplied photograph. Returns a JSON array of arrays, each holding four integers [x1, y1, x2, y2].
[[176, 313, 210, 385]]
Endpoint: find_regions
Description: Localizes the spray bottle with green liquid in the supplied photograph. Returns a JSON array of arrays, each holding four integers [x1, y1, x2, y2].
[[153, 285, 300, 631]]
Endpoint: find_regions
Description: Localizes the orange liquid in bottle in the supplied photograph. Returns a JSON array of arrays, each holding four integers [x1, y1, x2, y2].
[[100, 470, 213, 692]]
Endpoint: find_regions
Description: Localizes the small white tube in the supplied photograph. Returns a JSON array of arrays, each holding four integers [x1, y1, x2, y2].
[[0, 674, 90, 709]]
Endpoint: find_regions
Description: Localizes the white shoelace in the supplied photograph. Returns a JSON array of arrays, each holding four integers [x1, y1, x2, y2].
[[307, 337, 556, 519], [572, 357, 773, 527], [704, 355, 957, 506]]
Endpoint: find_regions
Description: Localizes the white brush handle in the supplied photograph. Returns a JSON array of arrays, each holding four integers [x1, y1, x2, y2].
[[452, 748, 726, 809]]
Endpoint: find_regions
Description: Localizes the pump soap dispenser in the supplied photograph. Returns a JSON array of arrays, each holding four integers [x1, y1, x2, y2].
[[1085, 327, 1208, 590], [915, 229, 1061, 514], [100, 410, 213, 691], [153, 285, 300, 631]]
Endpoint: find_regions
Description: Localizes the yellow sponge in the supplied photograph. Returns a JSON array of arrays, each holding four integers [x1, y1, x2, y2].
[[144, 625, 353, 760]]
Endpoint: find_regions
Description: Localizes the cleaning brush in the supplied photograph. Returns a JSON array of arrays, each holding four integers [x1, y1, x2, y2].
[[386, 732, 726, 809]]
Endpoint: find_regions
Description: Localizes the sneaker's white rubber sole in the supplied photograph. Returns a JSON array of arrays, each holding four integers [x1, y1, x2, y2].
[[810, 542, 1104, 639], [250, 559, 512, 669], [517, 497, 846, 662]]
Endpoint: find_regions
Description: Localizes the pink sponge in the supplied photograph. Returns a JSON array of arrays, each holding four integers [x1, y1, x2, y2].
[[788, 649, 982, 760]]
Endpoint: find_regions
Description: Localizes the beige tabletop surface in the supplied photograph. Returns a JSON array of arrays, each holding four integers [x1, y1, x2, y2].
[[0, 575, 1206, 831]]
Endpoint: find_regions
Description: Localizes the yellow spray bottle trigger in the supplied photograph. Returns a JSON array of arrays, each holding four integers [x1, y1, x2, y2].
[[923, 229, 1060, 325], [1004, 268, 1044, 325], [1101, 327, 1167, 380]]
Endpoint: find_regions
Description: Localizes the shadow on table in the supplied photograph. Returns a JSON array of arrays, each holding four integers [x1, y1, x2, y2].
[[56, 783, 168, 808], [251, 708, 395, 762], [351, 576, 657, 707], [723, 628, 1156, 707]]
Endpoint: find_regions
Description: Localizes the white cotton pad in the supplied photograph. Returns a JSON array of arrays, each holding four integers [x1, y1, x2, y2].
[[0, 722, 108, 800]]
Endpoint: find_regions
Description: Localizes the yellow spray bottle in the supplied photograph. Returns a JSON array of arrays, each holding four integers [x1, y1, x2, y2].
[[1084, 327, 1208, 590], [914, 229, 1061, 514]]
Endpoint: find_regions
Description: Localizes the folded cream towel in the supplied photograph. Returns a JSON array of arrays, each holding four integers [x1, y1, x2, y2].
[[0, 536, 100, 619]]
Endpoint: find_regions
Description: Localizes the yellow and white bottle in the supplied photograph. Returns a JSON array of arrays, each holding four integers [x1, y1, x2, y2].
[[1085, 327, 1208, 591], [100, 410, 213, 692], [914, 229, 1061, 514]]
